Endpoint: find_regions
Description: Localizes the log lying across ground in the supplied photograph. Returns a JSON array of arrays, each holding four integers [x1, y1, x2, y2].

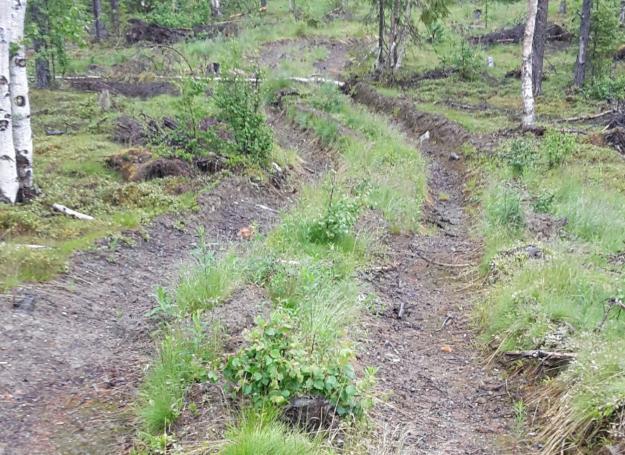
[[469, 22, 571, 46], [60, 75, 345, 99], [504, 350, 576, 364], [125, 18, 239, 44]]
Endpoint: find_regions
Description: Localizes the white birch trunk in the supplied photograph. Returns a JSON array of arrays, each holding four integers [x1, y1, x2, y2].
[[521, 0, 538, 128], [0, 0, 18, 203], [9, 0, 34, 199], [211, 0, 221, 16]]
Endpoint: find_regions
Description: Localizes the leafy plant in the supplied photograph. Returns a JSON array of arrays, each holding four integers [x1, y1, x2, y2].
[[532, 190, 555, 214], [224, 312, 364, 415], [214, 73, 273, 164], [542, 131, 576, 169], [584, 74, 625, 102], [502, 139, 537, 177], [435, 36, 484, 81], [308, 193, 361, 244]]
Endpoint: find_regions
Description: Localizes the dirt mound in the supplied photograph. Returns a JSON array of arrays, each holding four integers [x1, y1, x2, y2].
[[348, 82, 470, 147], [113, 115, 147, 145], [614, 45, 625, 61], [66, 77, 178, 98], [392, 68, 456, 87], [125, 18, 238, 44], [470, 22, 571, 46], [282, 396, 337, 432], [603, 127, 625, 154], [107, 148, 191, 181]]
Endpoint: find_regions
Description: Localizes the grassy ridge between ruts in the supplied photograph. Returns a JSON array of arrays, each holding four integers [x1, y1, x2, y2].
[[471, 131, 625, 452], [132, 84, 426, 454]]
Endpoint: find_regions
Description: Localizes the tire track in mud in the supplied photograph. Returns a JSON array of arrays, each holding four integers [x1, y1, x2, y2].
[[351, 83, 516, 454], [0, 112, 325, 455]]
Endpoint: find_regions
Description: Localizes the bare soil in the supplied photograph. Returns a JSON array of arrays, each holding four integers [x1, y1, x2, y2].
[[0, 39, 518, 455], [0, 108, 325, 454], [353, 85, 515, 454]]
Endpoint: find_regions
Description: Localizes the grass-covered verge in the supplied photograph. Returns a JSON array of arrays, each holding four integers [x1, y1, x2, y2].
[[470, 130, 625, 452], [132, 84, 427, 454], [0, 89, 204, 291]]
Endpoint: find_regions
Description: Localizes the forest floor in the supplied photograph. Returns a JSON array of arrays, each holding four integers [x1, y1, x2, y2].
[[0, 39, 520, 455]]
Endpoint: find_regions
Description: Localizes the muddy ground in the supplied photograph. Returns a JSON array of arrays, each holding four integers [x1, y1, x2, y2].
[[1, 39, 518, 455], [353, 86, 515, 454], [0, 106, 332, 454]]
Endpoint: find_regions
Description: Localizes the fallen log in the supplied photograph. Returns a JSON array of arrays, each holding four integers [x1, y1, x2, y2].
[[52, 204, 95, 221], [58, 74, 345, 87], [504, 350, 576, 363]]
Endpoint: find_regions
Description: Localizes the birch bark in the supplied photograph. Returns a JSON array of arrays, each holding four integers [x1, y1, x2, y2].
[[9, 0, 34, 200], [521, 0, 538, 127], [0, 0, 18, 203]]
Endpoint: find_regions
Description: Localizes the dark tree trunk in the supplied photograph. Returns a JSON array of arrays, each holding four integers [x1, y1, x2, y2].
[[34, 50, 51, 88], [110, 0, 120, 36], [260, 0, 267, 7], [574, 0, 592, 87], [559, 0, 567, 14], [92, 0, 103, 41], [29, 0, 52, 88], [532, 0, 549, 95], [620, 0, 625, 25], [376, 0, 385, 71]]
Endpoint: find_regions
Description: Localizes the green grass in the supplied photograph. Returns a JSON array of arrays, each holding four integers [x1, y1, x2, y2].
[[175, 251, 242, 315], [138, 317, 222, 433], [289, 84, 427, 233], [222, 411, 332, 455], [0, 89, 203, 291], [473, 130, 625, 450]]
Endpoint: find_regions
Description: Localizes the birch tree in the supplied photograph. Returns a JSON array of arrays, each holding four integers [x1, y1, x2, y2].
[[0, 0, 18, 203], [10, 0, 35, 200], [211, 0, 221, 16], [521, 0, 538, 127], [532, 0, 548, 96]]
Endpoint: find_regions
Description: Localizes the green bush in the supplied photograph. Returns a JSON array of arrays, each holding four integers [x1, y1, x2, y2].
[[584, 74, 625, 102], [214, 74, 273, 164], [502, 138, 537, 177], [224, 312, 363, 415], [532, 190, 555, 214], [435, 37, 485, 81], [542, 132, 576, 169], [308, 195, 361, 244]]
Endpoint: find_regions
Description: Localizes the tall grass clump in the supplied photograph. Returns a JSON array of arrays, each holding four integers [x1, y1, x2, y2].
[[138, 316, 221, 433], [175, 252, 241, 315], [221, 411, 332, 455]]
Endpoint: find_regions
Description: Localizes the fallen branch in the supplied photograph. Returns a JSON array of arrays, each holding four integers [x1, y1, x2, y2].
[[560, 109, 614, 123], [0, 242, 49, 249], [504, 350, 576, 363], [52, 204, 95, 221], [57, 74, 345, 87], [415, 250, 472, 268]]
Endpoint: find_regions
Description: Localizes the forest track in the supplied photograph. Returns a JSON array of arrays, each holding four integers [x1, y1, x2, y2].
[[351, 84, 516, 454], [0, 38, 518, 455], [0, 112, 325, 455]]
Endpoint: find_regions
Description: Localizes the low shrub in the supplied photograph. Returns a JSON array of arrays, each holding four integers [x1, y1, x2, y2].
[[224, 312, 364, 416]]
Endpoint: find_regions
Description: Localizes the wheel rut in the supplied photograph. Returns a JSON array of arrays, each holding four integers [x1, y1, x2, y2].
[[353, 85, 516, 454]]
